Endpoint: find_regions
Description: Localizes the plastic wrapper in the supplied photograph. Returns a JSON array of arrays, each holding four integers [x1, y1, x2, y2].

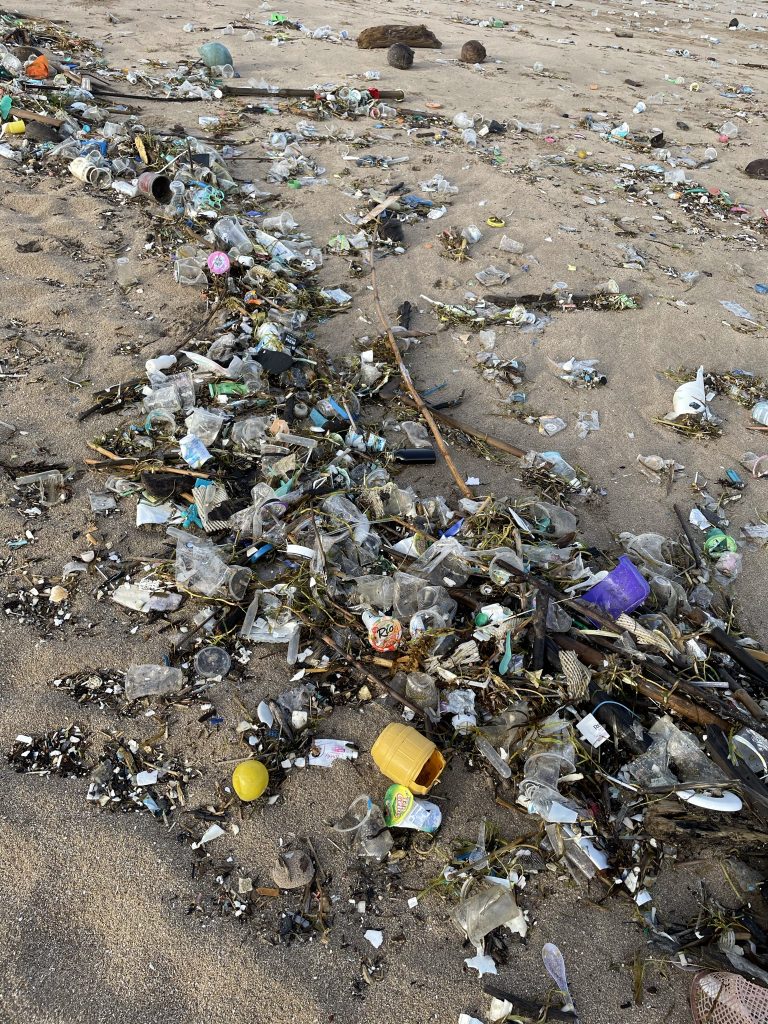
[[619, 531, 676, 578]]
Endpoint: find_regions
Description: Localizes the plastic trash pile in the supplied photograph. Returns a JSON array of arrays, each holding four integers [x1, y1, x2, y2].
[[3, 11, 768, 1020]]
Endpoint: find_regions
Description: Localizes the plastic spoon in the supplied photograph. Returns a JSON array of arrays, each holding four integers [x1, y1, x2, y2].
[[542, 943, 576, 1015]]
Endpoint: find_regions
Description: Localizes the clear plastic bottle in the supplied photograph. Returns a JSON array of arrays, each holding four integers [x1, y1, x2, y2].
[[405, 671, 439, 711], [540, 451, 581, 488], [0, 49, 23, 76]]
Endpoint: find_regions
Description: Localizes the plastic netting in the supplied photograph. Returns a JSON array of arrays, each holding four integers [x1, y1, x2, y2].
[[690, 972, 768, 1024]]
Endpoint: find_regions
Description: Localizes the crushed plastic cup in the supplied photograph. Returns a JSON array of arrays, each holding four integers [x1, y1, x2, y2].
[[125, 664, 184, 701], [453, 886, 527, 945], [333, 795, 393, 861]]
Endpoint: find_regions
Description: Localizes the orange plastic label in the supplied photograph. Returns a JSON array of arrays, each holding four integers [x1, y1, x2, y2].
[[367, 616, 401, 652]]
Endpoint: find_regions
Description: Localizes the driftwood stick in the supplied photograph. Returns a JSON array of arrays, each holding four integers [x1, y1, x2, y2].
[[225, 83, 405, 99], [368, 244, 472, 498], [400, 395, 526, 459], [708, 626, 768, 690], [673, 502, 703, 569]]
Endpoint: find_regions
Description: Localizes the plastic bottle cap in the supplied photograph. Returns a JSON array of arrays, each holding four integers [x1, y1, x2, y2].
[[232, 760, 269, 800]]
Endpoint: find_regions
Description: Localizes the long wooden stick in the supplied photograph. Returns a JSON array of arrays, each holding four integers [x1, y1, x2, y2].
[[673, 502, 703, 569], [224, 84, 405, 100], [368, 246, 472, 498], [401, 395, 526, 459]]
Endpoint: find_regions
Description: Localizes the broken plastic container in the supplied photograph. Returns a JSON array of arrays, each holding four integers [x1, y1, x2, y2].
[[333, 795, 393, 861], [371, 723, 445, 794], [581, 555, 650, 618], [452, 886, 527, 946], [691, 972, 768, 1024]]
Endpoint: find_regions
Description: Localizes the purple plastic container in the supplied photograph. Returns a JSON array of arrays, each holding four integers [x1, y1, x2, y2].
[[581, 555, 650, 619]]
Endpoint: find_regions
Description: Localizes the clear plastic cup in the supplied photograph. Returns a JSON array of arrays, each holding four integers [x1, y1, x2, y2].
[[115, 257, 138, 290]]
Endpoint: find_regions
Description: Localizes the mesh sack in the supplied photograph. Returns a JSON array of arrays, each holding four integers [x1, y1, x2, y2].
[[691, 972, 768, 1024]]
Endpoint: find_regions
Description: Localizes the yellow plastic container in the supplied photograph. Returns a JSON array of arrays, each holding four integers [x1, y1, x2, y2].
[[371, 723, 445, 795]]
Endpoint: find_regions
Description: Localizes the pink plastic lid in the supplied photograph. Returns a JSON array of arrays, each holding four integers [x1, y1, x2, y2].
[[207, 251, 231, 275]]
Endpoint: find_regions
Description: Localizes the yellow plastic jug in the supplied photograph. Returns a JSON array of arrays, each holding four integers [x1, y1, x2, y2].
[[370, 723, 445, 794]]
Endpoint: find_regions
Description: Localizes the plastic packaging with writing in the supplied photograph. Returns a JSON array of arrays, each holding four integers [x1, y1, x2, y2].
[[384, 784, 441, 832]]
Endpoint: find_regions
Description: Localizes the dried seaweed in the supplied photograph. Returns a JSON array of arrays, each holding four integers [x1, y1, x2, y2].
[[8, 724, 89, 776], [87, 735, 197, 816]]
